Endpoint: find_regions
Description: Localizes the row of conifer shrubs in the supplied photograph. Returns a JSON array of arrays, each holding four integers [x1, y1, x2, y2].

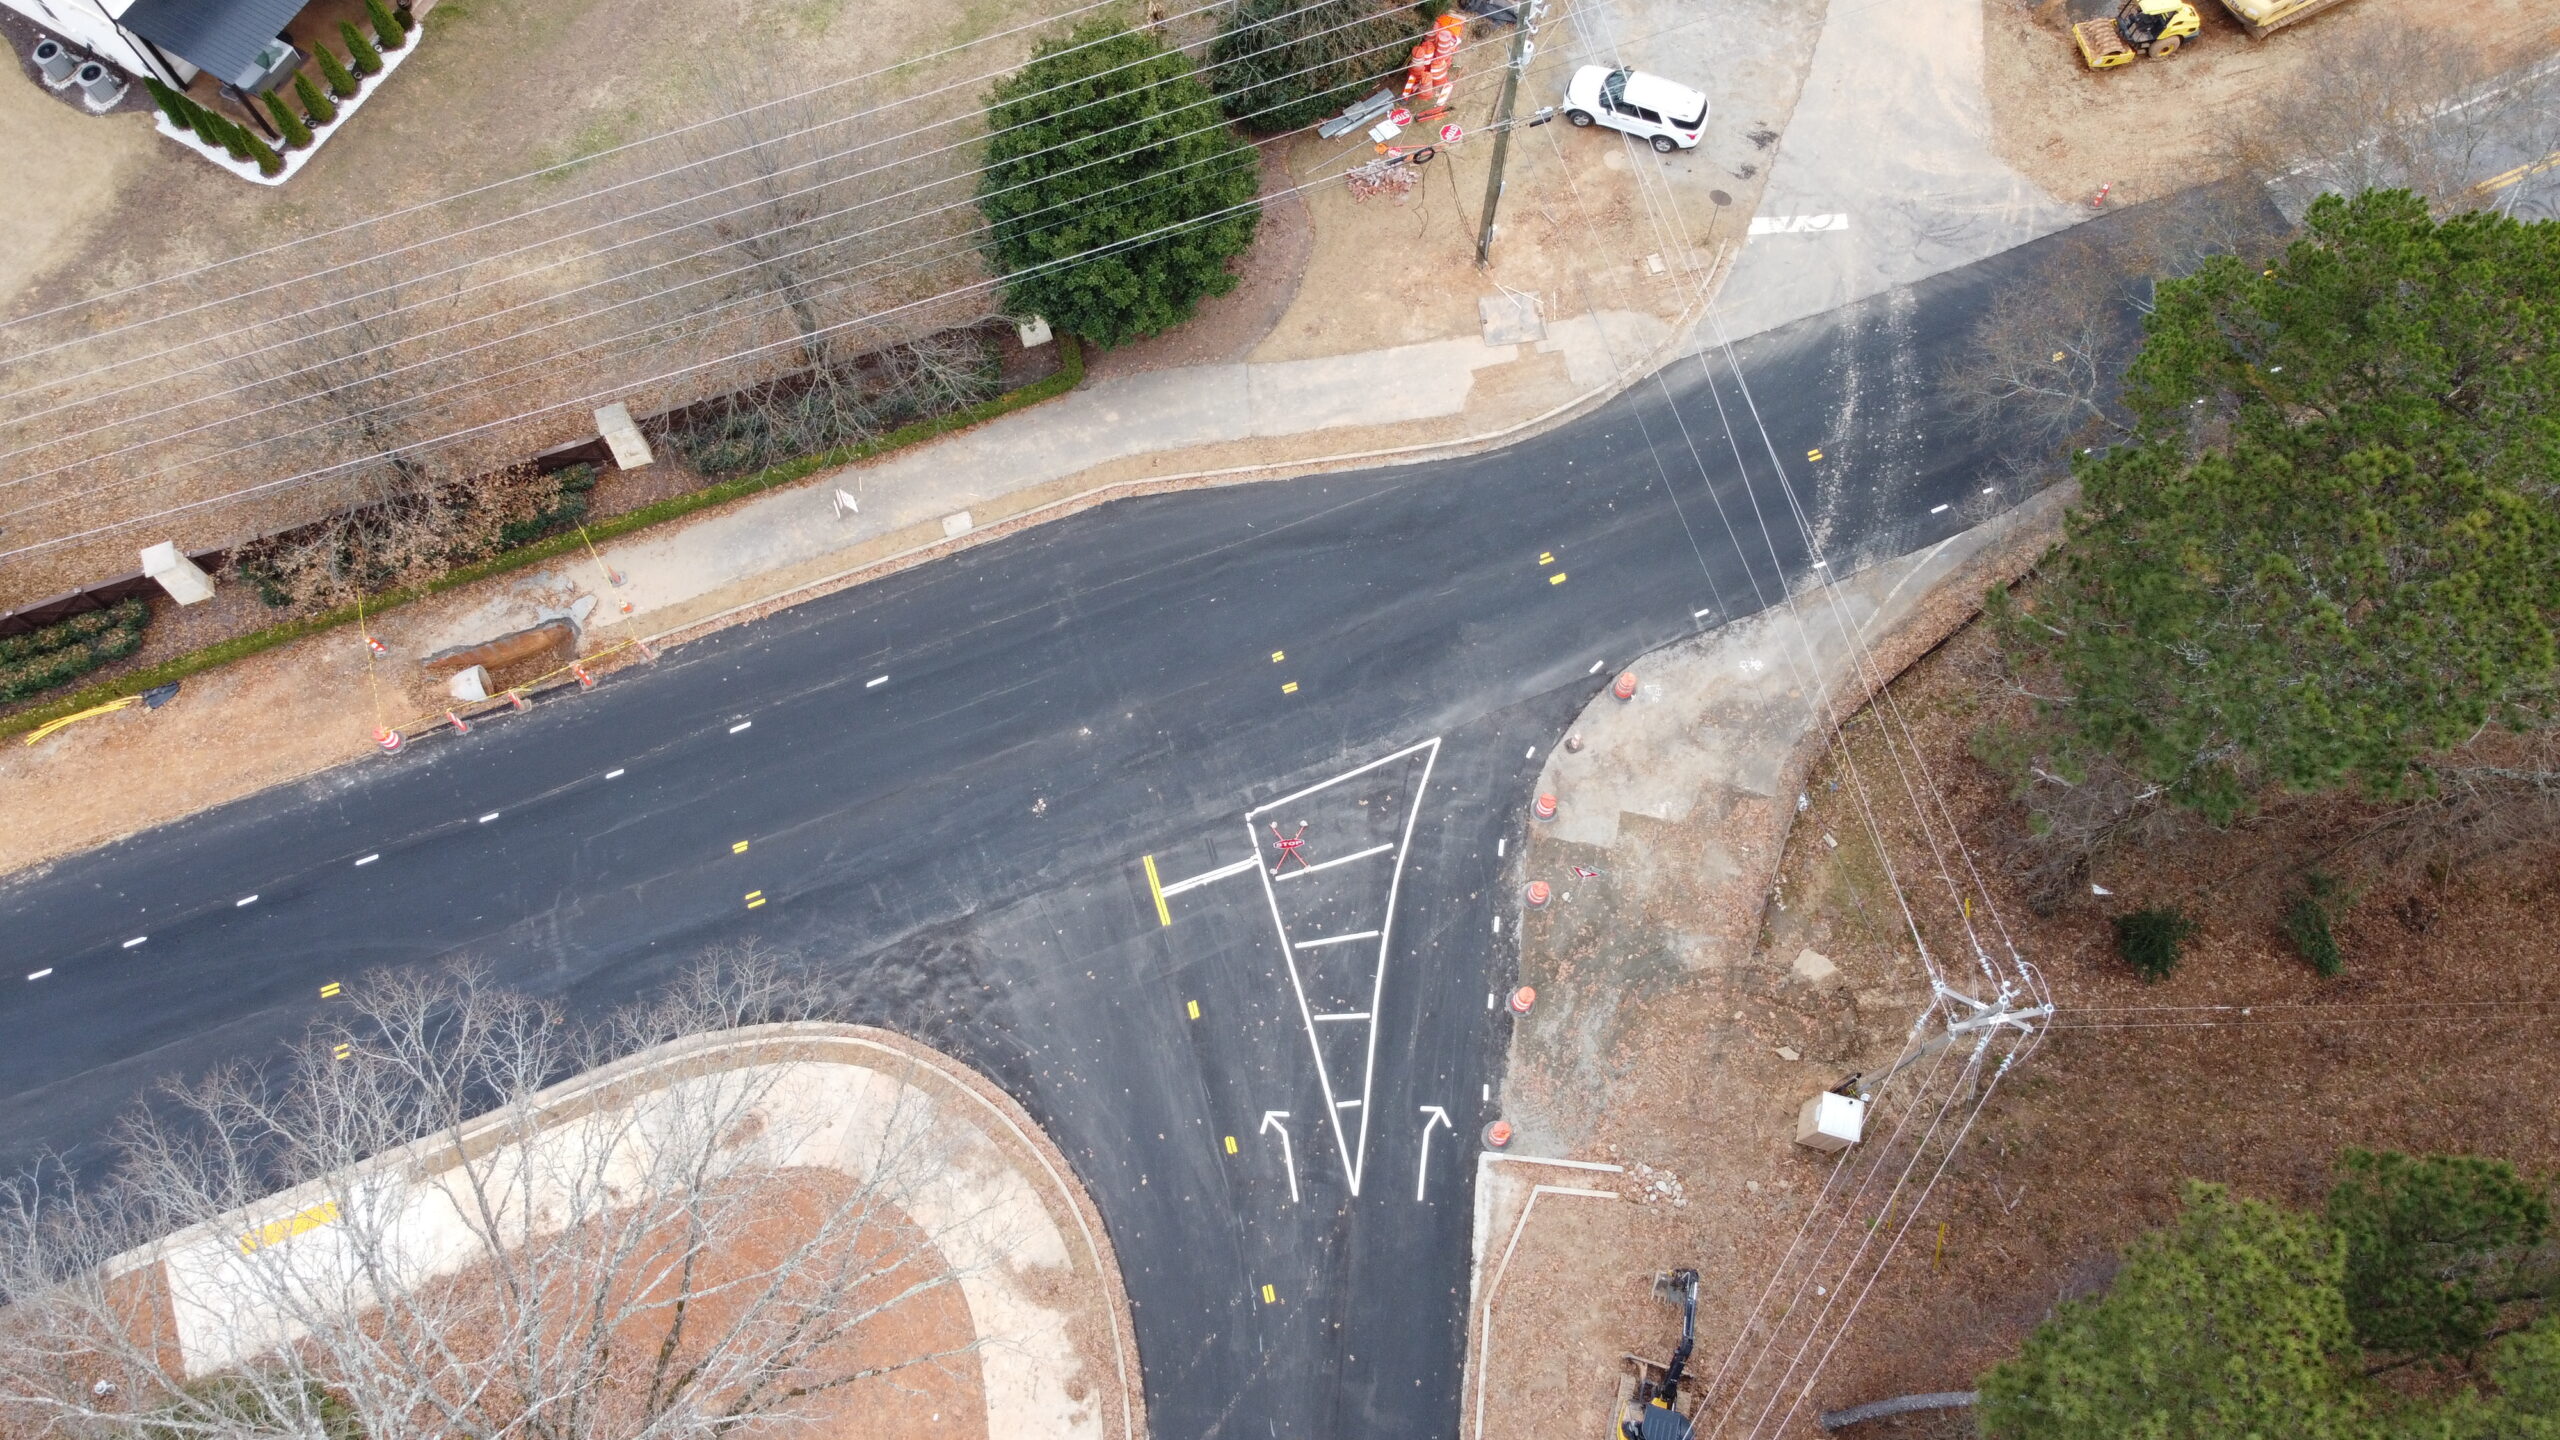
[[142, 0, 412, 176]]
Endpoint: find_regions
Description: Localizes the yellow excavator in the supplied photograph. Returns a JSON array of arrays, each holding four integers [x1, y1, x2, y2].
[[2075, 0, 2202, 68]]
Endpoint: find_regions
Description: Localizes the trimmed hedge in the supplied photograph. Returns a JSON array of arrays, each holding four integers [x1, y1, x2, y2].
[[0, 338, 1082, 738], [0, 599, 152, 704]]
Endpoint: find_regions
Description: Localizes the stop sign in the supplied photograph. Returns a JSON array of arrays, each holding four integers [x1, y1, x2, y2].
[[1439, 123, 1464, 144]]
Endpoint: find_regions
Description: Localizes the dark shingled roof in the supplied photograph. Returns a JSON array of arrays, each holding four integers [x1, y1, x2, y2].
[[118, 0, 308, 87]]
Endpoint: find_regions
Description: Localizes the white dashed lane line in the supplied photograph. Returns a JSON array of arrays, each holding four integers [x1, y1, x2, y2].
[[605, 768, 626, 779], [235, 894, 258, 907], [478, 812, 500, 824], [728, 721, 752, 734], [122, 936, 146, 949], [866, 675, 889, 688], [355, 854, 378, 866], [26, 969, 51, 982]]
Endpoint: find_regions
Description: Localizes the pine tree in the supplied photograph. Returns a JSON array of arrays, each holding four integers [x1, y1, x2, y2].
[[365, 0, 407, 50], [1979, 1183, 2368, 1440], [295, 68, 337, 127], [2327, 1149, 2551, 1359], [144, 76, 193, 134], [1988, 191, 2560, 821], [245, 130, 284, 177], [316, 42, 360, 99], [978, 24, 1261, 348], [265, 90, 313, 148], [208, 110, 254, 162], [342, 20, 385, 76]]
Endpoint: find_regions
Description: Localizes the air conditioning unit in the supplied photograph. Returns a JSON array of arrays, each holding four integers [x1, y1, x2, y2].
[[76, 61, 127, 113], [32, 37, 78, 88]]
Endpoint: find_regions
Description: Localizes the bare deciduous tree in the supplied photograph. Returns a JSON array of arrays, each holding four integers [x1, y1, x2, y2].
[[0, 953, 994, 1440]]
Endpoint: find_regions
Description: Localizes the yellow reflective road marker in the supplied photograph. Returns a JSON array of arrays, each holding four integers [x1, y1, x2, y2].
[[1224, 1136, 1238, 1155], [1260, 1284, 1277, 1304], [1538, 551, 1554, 565], [319, 982, 342, 999], [239, 1200, 340, 1254], [1548, 573, 1567, 586], [731, 840, 750, 854], [1282, 681, 1299, 694], [331, 1043, 352, 1061], [1807, 447, 1825, 462], [1270, 650, 1285, 663], [1187, 999, 1201, 1020], [745, 890, 766, 910], [1142, 855, 1170, 927]]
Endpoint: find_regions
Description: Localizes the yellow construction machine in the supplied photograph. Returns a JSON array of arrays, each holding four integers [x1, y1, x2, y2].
[[2075, 0, 2201, 68]]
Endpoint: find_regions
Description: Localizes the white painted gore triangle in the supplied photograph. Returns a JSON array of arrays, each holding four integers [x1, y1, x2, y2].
[[1247, 736, 1441, 1197]]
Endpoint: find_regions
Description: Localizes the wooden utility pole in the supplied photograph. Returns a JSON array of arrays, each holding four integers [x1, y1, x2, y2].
[[1473, 1, 1544, 268]]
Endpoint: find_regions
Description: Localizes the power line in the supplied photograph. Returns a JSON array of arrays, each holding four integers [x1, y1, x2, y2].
[[0, 19, 1462, 505], [0, 126, 1435, 563], [0, 0, 1427, 409], [0, 41, 1500, 536], [0, 0, 1179, 345]]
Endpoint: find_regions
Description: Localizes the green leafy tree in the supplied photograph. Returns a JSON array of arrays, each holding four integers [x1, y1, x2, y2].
[[265, 90, 313, 149], [1992, 191, 2560, 823], [978, 23, 1261, 349], [1978, 1182, 2367, 1440], [315, 43, 360, 100], [341, 20, 385, 75], [365, 0, 407, 51], [2329, 1148, 2551, 1359], [1209, 0, 1418, 134], [295, 69, 337, 127]]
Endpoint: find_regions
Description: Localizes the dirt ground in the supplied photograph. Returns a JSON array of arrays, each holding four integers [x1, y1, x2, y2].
[[1486, 594, 2560, 1439], [1753, 617, 2560, 1427], [1982, 0, 2560, 207]]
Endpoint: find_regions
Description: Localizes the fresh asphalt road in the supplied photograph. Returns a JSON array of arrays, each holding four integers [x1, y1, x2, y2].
[[1, 226, 2095, 1437]]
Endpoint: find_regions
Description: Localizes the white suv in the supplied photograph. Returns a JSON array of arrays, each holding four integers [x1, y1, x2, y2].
[[1562, 64, 1708, 153]]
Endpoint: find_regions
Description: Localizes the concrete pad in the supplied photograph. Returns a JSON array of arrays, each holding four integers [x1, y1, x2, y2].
[[1792, 946, 1839, 986], [1479, 292, 1546, 346], [1706, 0, 2088, 343]]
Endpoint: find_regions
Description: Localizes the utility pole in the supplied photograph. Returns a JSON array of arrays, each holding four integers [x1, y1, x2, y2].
[[1473, 0, 1544, 268]]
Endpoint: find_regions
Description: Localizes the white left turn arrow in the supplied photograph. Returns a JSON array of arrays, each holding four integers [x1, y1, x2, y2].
[[1415, 1105, 1452, 1202], [1262, 1111, 1299, 1205]]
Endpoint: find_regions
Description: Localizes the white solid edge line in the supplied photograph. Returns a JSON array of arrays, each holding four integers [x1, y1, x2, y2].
[[728, 721, 752, 733], [1294, 930, 1382, 951], [1356, 736, 1439, 1198], [605, 768, 625, 779], [1272, 841, 1393, 882], [122, 936, 147, 948], [478, 812, 500, 823], [866, 675, 889, 688], [355, 854, 378, 866]]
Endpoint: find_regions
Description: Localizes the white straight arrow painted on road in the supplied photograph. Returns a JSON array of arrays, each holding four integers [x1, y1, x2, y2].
[[1416, 1106, 1452, 1202], [1261, 1111, 1299, 1204]]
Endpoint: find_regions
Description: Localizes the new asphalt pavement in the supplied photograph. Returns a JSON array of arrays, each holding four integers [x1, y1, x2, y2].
[[0, 217, 2143, 1437]]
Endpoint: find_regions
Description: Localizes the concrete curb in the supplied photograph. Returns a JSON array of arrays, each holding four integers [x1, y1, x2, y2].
[[612, 250, 1736, 659], [1458, 482, 2074, 1440], [112, 1022, 1143, 1440]]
